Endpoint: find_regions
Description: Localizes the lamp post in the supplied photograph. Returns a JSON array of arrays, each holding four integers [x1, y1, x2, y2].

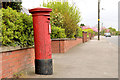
[[98, 0, 101, 40]]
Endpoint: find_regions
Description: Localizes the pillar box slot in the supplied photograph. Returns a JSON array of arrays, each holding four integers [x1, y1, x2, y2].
[[29, 8, 53, 75]]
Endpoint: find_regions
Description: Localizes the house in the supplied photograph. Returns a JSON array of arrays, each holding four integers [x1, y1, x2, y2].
[[0, 1, 30, 15]]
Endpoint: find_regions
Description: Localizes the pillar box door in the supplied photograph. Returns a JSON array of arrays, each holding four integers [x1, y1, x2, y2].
[[29, 8, 53, 75]]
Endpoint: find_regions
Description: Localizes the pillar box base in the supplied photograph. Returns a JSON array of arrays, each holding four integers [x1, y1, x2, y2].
[[35, 59, 53, 75]]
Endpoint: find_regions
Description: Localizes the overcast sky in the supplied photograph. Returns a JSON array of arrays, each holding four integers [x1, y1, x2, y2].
[[22, 0, 120, 30]]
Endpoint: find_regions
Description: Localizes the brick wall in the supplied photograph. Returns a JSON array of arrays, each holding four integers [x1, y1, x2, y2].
[[0, 34, 89, 78], [1, 38, 83, 78], [51, 40, 60, 53], [64, 38, 83, 53], [1, 48, 35, 78], [51, 38, 83, 53]]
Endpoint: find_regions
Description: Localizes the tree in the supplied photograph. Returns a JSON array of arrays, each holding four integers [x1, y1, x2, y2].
[[80, 24, 85, 26], [2, 1, 22, 12], [101, 29, 106, 36], [108, 27, 116, 35], [43, 1, 81, 38]]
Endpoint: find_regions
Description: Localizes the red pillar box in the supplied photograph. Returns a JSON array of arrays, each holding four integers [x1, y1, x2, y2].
[[29, 8, 53, 75]]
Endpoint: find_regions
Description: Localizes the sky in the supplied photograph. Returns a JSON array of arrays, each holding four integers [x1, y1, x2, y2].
[[22, 0, 120, 30]]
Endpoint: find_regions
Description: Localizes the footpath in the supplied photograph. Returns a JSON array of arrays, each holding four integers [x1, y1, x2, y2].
[[22, 36, 118, 78]]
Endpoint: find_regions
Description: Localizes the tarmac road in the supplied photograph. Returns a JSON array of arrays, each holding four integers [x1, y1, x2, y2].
[[103, 36, 118, 46], [102, 36, 119, 79]]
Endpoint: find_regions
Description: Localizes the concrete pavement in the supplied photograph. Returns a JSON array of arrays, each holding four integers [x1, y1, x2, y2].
[[21, 36, 118, 78]]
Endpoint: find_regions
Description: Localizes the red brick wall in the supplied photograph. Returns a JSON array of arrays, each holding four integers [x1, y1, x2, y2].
[[1, 38, 83, 78], [59, 41, 64, 53], [1, 48, 35, 78], [1, 36, 88, 78], [51, 38, 83, 53], [64, 38, 83, 53], [51, 40, 60, 53]]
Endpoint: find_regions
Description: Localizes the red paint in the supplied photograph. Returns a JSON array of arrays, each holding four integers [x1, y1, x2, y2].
[[29, 8, 52, 60]]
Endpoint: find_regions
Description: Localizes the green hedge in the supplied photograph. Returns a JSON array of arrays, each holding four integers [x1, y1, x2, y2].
[[51, 25, 66, 39], [82, 29, 94, 37], [75, 27, 83, 38], [1, 7, 66, 47], [1, 7, 34, 47]]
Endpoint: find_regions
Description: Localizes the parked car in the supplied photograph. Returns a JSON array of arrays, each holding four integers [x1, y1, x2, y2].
[[104, 33, 111, 37]]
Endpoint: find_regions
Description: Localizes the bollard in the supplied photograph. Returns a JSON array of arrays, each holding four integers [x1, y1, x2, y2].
[[29, 8, 53, 75]]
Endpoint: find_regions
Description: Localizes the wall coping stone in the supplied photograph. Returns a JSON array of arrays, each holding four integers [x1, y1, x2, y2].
[[51, 38, 82, 41], [0, 38, 83, 53], [52, 38, 76, 41], [0, 46, 34, 53]]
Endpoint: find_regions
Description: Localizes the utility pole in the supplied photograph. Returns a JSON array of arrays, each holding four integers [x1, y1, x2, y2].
[[98, 0, 101, 40]]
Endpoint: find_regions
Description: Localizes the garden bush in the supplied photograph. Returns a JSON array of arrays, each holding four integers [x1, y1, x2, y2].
[[1, 7, 67, 47], [75, 27, 83, 38], [82, 29, 94, 37], [51, 25, 66, 39], [1, 7, 34, 47], [1, 6, 82, 47]]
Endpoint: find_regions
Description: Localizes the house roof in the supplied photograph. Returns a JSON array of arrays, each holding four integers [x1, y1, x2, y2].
[[1, 0, 22, 2], [21, 7, 31, 15]]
